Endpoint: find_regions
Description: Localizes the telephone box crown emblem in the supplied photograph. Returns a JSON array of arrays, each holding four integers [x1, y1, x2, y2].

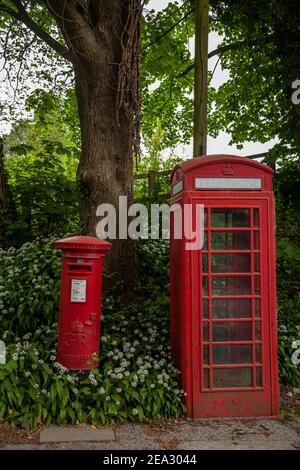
[[222, 163, 236, 176]]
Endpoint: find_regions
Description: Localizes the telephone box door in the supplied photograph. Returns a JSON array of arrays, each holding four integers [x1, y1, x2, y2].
[[192, 198, 278, 417]]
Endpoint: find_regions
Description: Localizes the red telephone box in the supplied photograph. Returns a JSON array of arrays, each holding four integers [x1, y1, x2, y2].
[[170, 155, 279, 418], [55, 236, 111, 370]]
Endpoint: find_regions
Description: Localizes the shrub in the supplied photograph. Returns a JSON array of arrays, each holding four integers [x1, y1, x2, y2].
[[0, 237, 61, 333], [276, 238, 300, 386], [0, 238, 185, 429]]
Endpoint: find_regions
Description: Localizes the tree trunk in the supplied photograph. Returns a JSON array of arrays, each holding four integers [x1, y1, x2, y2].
[[42, 0, 141, 281], [193, 0, 209, 157], [74, 61, 135, 279]]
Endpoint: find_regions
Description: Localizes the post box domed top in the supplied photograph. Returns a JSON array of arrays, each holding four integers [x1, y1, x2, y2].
[[170, 154, 274, 193], [55, 236, 112, 252]]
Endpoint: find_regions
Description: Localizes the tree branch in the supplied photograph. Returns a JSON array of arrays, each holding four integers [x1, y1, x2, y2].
[[43, 0, 102, 64], [177, 37, 275, 78], [88, 0, 101, 26], [0, 2, 19, 19], [4, 0, 72, 60], [142, 8, 194, 51]]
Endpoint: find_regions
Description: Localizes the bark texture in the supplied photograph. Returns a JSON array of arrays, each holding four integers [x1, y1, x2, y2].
[[44, 0, 141, 278]]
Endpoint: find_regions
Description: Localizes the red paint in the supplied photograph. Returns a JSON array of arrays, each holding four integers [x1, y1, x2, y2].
[[55, 236, 111, 370], [170, 155, 279, 418]]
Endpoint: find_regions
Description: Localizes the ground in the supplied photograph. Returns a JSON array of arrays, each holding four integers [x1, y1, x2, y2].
[[0, 417, 300, 450], [1, 387, 299, 450]]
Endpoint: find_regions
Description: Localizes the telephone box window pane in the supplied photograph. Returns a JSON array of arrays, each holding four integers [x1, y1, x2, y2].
[[213, 368, 253, 388], [203, 300, 209, 319], [203, 369, 210, 388], [212, 298, 232, 319], [236, 298, 252, 318], [202, 254, 208, 273], [211, 254, 251, 273], [256, 368, 263, 387], [211, 232, 251, 250], [204, 346, 209, 365], [211, 276, 252, 296], [204, 209, 208, 228], [254, 254, 260, 273], [254, 276, 261, 295], [202, 276, 208, 296], [255, 344, 262, 364], [255, 322, 261, 340], [203, 232, 208, 250], [203, 323, 209, 342], [253, 208, 259, 228], [210, 209, 250, 228], [254, 231, 260, 250], [212, 298, 252, 319], [213, 345, 252, 364], [212, 322, 252, 342], [255, 299, 261, 317]]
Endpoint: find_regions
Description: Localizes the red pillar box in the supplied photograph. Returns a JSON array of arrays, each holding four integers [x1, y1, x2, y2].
[[55, 236, 111, 370], [169, 155, 279, 418]]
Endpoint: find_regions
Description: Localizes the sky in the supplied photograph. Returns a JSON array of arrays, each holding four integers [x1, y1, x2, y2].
[[148, 0, 277, 158]]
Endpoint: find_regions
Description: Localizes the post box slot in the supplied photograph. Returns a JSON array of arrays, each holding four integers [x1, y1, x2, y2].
[[68, 264, 92, 271]]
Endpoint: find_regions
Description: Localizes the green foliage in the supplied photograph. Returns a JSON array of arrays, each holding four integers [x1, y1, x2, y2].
[[209, 0, 300, 152], [274, 158, 300, 386], [2, 89, 80, 244], [4, 151, 78, 241], [1, 0, 299, 156], [141, 2, 194, 148], [135, 122, 182, 202], [276, 239, 300, 386], [0, 238, 185, 430], [0, 238, 61, 333], [0, 1, 72, 123], [136, 239, 170, 318]]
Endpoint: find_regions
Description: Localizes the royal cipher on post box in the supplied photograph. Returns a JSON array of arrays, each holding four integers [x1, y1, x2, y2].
[[169, 155, 279, 418], [55, 236, 111, 370]]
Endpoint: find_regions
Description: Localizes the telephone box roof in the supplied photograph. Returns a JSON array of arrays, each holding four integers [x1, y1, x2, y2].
[[170, 155, 274, 182]]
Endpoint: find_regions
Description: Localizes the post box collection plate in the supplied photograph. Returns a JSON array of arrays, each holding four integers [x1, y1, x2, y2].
[[71, 279, 87, 303]]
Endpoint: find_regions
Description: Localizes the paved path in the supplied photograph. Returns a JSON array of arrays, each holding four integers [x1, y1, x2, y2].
[[1, 418, 300, 450]]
